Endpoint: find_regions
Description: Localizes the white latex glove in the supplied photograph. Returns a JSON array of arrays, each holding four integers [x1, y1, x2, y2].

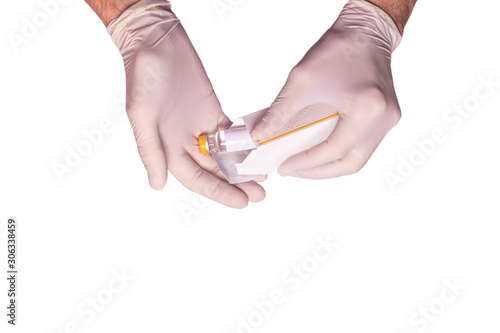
[[251, 0, 402, 179], [107, 0, 265, 208]]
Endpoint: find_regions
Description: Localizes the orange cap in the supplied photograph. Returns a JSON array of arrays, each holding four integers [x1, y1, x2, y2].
[[199, 134, 208, 154]]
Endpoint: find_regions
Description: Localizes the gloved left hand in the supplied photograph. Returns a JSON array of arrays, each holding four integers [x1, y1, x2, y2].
[[108, 0, 265, 207]]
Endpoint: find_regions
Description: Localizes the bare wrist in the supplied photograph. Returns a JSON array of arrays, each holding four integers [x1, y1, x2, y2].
[[85, 0, 140, 26], [364, 0, 417, 35]]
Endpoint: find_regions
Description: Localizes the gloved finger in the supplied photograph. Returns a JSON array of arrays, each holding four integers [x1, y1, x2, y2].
[[190, 148, 266, 203], [253, 175, 268, 183], [217, 112, 232, 131], [171, 152, 249, 209], [278, 116, 356, 176], [250, 76, 305, 143], [234, 182, 266, 203], [128, 116, 168, 190], [289, 150, 366, 179]]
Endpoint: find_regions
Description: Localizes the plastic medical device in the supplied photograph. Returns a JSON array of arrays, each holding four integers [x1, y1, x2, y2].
[[198, 104, 340, 184]]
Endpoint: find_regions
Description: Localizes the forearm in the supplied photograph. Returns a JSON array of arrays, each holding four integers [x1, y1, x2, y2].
[[85, 0, 140, 25], [366, 0, 417, 35]]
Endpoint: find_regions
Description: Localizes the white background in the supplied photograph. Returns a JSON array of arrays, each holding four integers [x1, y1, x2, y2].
[[1, 0, 499, 332]]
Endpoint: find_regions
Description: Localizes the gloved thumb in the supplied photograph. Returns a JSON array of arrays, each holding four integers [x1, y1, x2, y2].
[[128, 116, 168, 190], [250, 81, 304, 143]]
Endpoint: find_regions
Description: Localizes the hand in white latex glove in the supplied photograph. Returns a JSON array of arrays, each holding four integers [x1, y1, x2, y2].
[[251, 0, 402, 179], [108, 0, 265, 208]]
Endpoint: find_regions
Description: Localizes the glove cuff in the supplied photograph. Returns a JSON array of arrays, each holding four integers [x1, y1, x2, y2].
[[106, 0, 179, 53], [340, 0, 402, 53]]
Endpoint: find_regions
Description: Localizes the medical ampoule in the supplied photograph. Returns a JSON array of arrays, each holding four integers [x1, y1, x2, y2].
[[198, 126, 256, 154]]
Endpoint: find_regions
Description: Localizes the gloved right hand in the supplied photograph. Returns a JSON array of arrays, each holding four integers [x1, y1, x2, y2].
[[251, 0, 402, 180], [107, 0, 265, 208]]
